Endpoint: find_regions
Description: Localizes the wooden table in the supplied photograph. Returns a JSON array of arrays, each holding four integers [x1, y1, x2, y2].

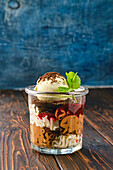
[[0, 89, 113, 170]]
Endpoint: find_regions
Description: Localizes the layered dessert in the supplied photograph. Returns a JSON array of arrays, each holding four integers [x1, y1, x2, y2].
[[29, 72, 85, 149]]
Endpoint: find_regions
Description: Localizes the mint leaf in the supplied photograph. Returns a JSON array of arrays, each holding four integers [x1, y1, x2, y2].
[[58, 87, 71, 92], [58, 71, 81, 93], [66, 71, 75, 88], [65, 72, 70, 87], [72, 74, 81, 89], [66, 71, 81, 89]]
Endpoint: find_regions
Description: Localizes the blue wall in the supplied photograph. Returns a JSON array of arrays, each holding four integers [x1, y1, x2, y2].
[[0, 0, 113, 89]]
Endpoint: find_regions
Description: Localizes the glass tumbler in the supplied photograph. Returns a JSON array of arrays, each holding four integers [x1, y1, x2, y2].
[[25, 85, 88, 154]]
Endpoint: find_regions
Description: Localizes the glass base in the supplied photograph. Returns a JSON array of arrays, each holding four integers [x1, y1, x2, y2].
[[31, 143, 82, 155]]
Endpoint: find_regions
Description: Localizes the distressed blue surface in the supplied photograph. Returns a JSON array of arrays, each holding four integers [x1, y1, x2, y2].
[[0, 0, 113, 89]]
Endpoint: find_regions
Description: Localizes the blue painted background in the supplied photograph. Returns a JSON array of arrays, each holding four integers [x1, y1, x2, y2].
[[0, 0, 113, 89]]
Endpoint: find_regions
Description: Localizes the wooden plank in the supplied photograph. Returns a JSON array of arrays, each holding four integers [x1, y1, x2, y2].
[[85, 88, 113, 144], [23, 89, 113, 169], [55, 120, 113, 170], [0, 90, 59, 170]]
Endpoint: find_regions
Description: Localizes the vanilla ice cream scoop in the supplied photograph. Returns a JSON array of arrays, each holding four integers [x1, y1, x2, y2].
[[35, 72, 69, 101], [35, 72, 68, 92]]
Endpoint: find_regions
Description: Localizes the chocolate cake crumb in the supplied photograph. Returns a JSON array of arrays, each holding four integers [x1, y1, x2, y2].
[[32, 96, 71, 114], [38, 72, 65, 83]]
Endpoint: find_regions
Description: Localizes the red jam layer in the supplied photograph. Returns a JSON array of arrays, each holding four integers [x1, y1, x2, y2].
[[37, 103, 85, 121], [55, 103, 85, 119], [38, 112, 56, 122]]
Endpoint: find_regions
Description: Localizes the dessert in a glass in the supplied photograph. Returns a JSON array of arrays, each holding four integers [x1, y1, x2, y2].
[[25, 71, 88, 154]]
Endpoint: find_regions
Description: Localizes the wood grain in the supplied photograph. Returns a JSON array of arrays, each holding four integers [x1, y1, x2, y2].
[[55, 120, 113, 170], [0, 90, 59, 170], [85, 88, 113, 144], [0, 89, 113, 169], [23, 89, 113, 169]]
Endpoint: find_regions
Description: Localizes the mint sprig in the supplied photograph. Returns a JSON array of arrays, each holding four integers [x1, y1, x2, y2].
[[58, 71, 81, 92]]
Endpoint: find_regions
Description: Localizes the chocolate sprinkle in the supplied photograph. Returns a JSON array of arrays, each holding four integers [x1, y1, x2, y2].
[[38, 72, 65, 84]]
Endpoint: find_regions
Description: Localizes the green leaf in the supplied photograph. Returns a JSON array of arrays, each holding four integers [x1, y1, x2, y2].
[[72, 72, 77, 82], [66, 71, 81, 89], [73, 74, 81, 89], [65, 72, 70, 87], [66, 71, 74, 88], [58, 71, 81, 93], [58, 87, 71, 92]]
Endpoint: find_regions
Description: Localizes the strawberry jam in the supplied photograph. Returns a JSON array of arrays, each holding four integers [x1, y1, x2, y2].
[[55, 103, 85, 120], [38, 112, 56, 121], [37, 103, 85, 122]]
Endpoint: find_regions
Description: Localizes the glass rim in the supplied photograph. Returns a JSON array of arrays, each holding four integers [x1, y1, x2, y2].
[[25, 85, 89, 96]]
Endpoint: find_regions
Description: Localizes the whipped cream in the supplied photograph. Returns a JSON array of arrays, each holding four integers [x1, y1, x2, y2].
[[29, 104, 59, 130]]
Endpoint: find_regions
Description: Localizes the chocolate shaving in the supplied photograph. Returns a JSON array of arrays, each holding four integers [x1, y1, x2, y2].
[[38, 72, 65, 83]]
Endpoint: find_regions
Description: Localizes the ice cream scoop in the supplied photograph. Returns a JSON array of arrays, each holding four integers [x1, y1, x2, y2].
[[35, 72, 68, 92], [35, 72, 69, 101]]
